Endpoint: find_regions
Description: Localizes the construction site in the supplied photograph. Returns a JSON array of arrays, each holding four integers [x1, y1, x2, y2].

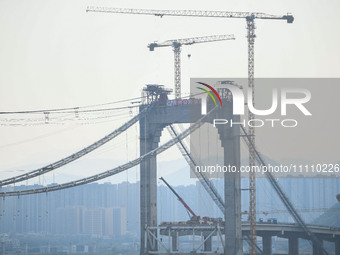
[[1, 1, 340, 255]]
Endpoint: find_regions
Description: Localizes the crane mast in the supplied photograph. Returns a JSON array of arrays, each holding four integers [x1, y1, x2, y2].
[[148, 34, 235, 99], [87, 6, 294, 255], [247, 16, 257, 254], [174, 45, 181, 99]]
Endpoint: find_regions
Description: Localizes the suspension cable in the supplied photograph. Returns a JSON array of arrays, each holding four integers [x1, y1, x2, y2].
[[0, 107, 217, 197], [0, 104, 154, 187], [0, 96, 146, 115]]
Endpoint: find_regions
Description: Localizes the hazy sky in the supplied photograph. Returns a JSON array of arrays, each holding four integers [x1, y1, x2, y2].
[[0, 0, 339, 185]]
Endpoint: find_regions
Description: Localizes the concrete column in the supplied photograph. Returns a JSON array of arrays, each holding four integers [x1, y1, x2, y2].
[[288, 236, 298, 255], [172, 234, 178, 252], [139, 108, 163, 255], [312, 239, 323, 255], [262, 235, 272, 255], [335, 236, 340, 255], [217, 100, 243, 255], [204, 235, 212, 252]]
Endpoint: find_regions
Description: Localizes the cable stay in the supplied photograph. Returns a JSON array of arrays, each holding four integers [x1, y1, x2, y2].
[[167, 124, 225, 213], [0, 104, 154, 187], [240, 126, 328, 255], [0, 107, 217, 197], [243, 235, 263, 255], [167, 124, 263, 254]]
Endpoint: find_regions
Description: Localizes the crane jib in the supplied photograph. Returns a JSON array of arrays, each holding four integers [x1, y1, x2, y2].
[[86, 6, 294, 24]]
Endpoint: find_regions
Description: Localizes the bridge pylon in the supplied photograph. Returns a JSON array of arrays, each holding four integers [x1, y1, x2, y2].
[[139, 84, 242, 255]]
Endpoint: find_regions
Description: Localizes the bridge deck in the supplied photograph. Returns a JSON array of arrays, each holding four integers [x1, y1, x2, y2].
[[157, 222, 340, 242]]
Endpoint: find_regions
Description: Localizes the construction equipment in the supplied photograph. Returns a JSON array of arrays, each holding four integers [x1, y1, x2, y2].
[[148, 34, 235, 98], [86, 7, 294, 254], [159, 177, 223, 225], [159, 177, 198, 219], [167, 124, 264, 253]]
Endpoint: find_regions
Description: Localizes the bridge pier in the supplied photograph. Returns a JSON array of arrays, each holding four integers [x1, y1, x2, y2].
[[140, 111, 164, 255], [203, 235, 212, 252], [217, 103, 242, 255], [288, 236, 299, 255], [312, 239, 323, 255], [262, 234, 272, 255], [335, 236, 340, 255], [172, 233, 178, 252]]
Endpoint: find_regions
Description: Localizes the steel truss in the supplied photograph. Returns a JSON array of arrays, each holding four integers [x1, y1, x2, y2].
[[145, 225, 225, 255]]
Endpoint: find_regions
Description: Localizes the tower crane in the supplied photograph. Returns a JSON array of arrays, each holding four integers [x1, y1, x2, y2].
[[86, 6, 294, 255], [148, 34, 235, 98]]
